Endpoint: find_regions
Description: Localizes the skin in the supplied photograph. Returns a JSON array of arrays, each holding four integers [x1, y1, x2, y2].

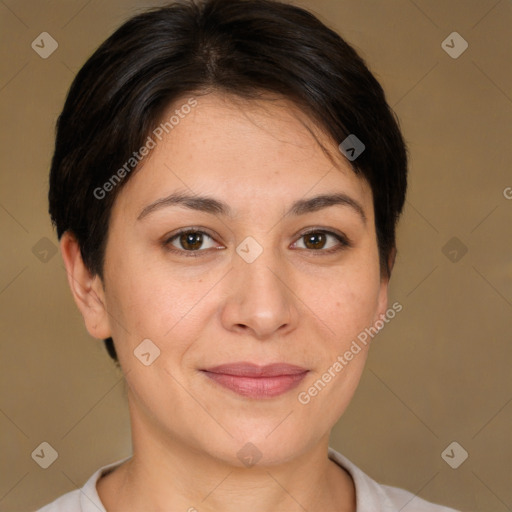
[[60, 92, 393, 512]]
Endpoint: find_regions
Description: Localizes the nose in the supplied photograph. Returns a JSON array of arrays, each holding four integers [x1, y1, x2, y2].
[[220, 249, 300, 340]]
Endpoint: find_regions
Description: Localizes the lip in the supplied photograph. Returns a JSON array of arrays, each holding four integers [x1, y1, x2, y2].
[[203, 362, 308, 377], [200, 362, 309, 399]]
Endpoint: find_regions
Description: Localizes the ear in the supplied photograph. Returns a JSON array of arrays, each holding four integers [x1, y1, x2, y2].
[[387, 246, 397, 276], [375, 277, 389, 324], [374, 246, 397, 323], [60, 231, 112, 340]]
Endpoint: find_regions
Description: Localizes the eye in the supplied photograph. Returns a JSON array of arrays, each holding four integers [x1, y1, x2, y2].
[[292, 230, 350, 254], [163, 228, 351, 258], [164, 229, 222, 257]]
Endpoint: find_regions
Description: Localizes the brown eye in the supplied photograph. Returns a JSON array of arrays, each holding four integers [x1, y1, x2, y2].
[[165, 230, 219, 255], [294, 230, 349, 253], [179, 231, 204, 251], [303, 232, 327, 250]]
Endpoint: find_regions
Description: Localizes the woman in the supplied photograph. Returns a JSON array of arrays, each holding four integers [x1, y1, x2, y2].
[[38, 0, 460, 510]]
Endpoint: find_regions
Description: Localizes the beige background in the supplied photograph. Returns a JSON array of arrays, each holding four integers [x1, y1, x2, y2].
[[0, 0, 511, 511]]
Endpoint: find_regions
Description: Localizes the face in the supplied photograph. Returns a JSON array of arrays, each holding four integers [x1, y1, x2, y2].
[[80, 93, 389, 466]]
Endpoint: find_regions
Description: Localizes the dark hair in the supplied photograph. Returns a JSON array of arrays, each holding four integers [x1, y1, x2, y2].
[[48, 0, 408, 365]]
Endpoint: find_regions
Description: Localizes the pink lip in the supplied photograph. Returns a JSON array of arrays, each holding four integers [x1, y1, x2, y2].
[[200, 362, 309, 399]]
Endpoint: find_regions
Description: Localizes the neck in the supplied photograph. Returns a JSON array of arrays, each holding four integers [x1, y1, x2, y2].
[[97, 401, 356, 512]]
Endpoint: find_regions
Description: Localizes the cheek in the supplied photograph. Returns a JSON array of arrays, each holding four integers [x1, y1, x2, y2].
[[311, 262, 382, 348], [337, 282, 379, 338], [103, 247, 220, 365], [104, 221, 382, 356], [296, 270, 380, 427]]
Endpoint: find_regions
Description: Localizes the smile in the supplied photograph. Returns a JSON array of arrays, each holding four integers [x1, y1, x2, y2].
[[200, 362, 309, 399]]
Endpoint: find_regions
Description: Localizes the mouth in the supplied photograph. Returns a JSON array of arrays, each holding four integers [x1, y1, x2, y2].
[[200, 362, 309, 399]]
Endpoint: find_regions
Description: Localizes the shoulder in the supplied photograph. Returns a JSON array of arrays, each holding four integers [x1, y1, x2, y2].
[[34, 489, 82, 512], [378, 482, 461, 512], [328, 447, 461, 512], [33, 457, 130, 512]]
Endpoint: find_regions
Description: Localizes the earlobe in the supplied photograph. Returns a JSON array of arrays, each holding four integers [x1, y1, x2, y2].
[[59, 231, 112, 340]]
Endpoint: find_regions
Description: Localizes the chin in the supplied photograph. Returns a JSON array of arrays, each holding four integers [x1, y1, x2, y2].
[[204, 427, 309, 468]]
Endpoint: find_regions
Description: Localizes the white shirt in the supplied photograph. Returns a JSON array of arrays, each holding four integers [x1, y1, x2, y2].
[[35, 447, 460, 511]]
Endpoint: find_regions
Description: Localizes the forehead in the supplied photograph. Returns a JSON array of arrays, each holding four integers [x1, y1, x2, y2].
[[111, 93, 373, 223]]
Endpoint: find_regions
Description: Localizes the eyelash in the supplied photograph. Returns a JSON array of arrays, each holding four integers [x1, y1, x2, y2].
[[163, 228, 352, 258]]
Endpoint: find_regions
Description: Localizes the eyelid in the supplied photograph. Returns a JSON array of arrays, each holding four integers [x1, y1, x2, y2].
[[291, 228, 352, 254], [295, 227, 352, 246], [163, 226, 352, 256], [163, 227, 223, 256]]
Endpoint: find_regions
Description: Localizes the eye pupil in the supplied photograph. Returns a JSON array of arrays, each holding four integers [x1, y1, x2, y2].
[[181, 232, 203, 250], [169, 230, 342, 255], [304, 232, 326, 249]]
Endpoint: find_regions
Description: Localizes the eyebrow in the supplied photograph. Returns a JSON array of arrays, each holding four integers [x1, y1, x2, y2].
[[137, 191, 366, 224]]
